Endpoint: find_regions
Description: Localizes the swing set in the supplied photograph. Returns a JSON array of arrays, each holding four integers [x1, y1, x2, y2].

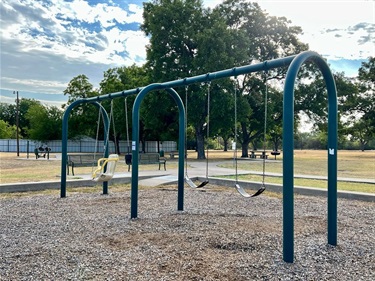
[[91, 97, 133, 180], [60, 51, 338, 263], [184, 77, 267, 198], [91, 100, 119, 182]]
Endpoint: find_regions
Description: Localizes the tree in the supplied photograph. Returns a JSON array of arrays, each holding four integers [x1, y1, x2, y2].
[[346, 119, 374, 151], [142, 0, 244, 158], [357, 57, 375, 128], [0, 120, 17, 139], [99, 64, 150, 154], [63, 75, 99, 139], [0, 103, 15, 125], [142, 0, 207, 158], [0, 99, 45, 139], [63, 74, 98, 105], [25, 104, 62, 141], [216, 0, 309, 157]]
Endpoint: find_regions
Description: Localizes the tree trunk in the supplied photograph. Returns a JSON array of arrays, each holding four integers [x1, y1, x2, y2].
[[360, 141, 366, 152], [240, 122, 250, 157], [223, 137, 228, 152], [241, 141, 250, 158], [195, 126, 205, 159], [115, 132, 121, 155]]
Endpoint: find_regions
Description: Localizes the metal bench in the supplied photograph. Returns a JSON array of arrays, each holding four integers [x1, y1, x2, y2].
[[169, 151, 179, 159], [136, 153, 167, 171], [67, 153, 96, 176]]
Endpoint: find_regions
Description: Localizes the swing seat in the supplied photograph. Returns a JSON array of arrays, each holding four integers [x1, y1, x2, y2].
[[197, 180, 209, 188], [235, 184, 251, 198], [185, 175, 198, 188], [92, 154, 119, 182], [235, 183, 266, 198]]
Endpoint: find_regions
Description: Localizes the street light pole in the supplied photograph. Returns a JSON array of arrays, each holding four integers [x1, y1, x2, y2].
[[13, 91, 20, 156]]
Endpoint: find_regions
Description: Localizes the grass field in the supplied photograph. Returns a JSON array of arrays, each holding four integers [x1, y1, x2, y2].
[[216, 149, 375, 193], [0, 150, 374, 193]]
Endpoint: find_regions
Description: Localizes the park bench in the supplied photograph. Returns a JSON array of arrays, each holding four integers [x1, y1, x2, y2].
[[34, 146, 51, 159], [128, 153, 167, 171], [250, 151, 268, 159], [67, 153, 96, 176], [169, 151, 179, 159]]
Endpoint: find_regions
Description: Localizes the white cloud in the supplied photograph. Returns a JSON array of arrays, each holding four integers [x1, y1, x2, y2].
[[123, 30, 149, 62], [0, 0, 148, 98], [1, 0, 374, 106], [254, 0, 375, 60], [1, 77, 68, 93]]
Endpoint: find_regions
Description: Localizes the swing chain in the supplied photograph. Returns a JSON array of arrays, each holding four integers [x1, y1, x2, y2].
[[184, 86, 189, 176], [234, 77, 239, 184], [262, 72, 269, 187], [205, 81, 211, 180], [125, 97, 130, 153], [104, 100, 114, 155]]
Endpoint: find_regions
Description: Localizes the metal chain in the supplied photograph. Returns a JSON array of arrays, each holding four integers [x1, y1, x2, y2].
[[234, 77, 239, 184], [104, 100, 114, 155], [205, 82, 211, 180], [111, 100, 117, 154], [185, 85, 189, 176], [262, 73, 268, 186], [125, 97, 130, 154]]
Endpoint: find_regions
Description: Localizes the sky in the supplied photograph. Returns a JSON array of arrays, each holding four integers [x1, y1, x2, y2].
[[0, 0, 374, 107]]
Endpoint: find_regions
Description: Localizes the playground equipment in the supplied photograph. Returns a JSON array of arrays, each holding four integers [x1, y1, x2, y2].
[[198, 82, 211, 188], [124, 97, 132, 171], [92, 100, 119, 182], [233, 76, 267, 197], [184, 85, 205, 188], [60, 51, 338, 263], [92, 154, 119, 182]]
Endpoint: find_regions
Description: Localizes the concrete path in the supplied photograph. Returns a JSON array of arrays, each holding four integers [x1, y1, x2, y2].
[[135, 159, 375, 186], [1, 159, 374, 202]]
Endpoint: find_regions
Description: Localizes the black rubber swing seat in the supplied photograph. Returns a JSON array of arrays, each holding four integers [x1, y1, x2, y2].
[[197, 180, 209, 188], [185, 176, 197, 188], [235, 184, 266, 198], [185, 176, 208, 188]]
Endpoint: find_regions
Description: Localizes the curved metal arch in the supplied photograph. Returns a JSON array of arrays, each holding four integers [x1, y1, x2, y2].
[[131, 84, 186, 219], [282, 51, 338, 263], [60, 101, 110, 197]]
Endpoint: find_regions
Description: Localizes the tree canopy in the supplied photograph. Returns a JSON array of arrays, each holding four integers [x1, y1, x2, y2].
[[2, 1, 374, 153]]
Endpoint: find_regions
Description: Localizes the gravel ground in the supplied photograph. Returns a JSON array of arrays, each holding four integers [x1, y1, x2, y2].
[[0, 185, 374, 280]]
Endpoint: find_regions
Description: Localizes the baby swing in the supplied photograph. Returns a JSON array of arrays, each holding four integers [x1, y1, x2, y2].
[[92, 100, 119, 182]]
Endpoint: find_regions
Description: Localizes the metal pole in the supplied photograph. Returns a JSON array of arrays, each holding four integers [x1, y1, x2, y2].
[[166, 88, 185, 212], [13, 91, 20, 156], [131, 85, 186, 219], [283, 51, 338, 263]]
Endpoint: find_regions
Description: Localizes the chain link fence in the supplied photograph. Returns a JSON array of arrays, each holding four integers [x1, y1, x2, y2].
[[0, 139, 177, 154]]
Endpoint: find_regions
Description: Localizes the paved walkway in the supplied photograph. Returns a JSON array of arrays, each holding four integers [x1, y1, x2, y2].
[[137, 160, 375, 186], [1, 159, 373, 200]]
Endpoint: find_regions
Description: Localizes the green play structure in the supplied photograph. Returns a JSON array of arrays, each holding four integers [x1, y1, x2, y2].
[[60, 51, 338, 263]]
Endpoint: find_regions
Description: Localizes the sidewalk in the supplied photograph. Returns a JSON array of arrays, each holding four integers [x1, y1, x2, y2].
[[1, 160, 374, 202]]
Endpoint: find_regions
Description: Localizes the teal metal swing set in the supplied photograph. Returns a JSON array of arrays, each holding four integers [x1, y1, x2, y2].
[[60, 51, 338, 263]]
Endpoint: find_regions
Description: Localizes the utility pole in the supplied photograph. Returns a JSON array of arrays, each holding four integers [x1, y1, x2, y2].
[[13, 91, 20, 156]]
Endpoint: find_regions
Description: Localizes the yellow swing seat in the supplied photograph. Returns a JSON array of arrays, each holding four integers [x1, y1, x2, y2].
[[92, 154, 119, 182]]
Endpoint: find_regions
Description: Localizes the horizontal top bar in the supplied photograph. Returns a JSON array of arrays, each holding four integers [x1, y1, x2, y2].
[[80, 52, 301, 104]]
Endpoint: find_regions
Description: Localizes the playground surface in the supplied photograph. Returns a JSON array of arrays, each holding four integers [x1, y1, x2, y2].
[[0, 151, 374, 279], [1, 185, 374, 280]]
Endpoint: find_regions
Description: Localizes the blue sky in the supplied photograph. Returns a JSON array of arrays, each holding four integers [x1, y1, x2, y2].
[[1, 0, 374, 107]]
